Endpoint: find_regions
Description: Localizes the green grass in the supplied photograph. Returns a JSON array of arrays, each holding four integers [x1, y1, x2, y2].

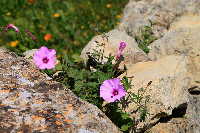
[[0, 0, 128, 57]]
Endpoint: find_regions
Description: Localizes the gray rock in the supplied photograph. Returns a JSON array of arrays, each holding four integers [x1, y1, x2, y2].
[[187, 94, 200, 133], [23, 49, 38, 59], [0, 48, 121, 133], [118, 0, 200, 38]]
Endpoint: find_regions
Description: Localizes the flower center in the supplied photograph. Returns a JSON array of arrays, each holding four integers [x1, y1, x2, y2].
[[42, 57, 49, 64], [112, 89, 118, 96]]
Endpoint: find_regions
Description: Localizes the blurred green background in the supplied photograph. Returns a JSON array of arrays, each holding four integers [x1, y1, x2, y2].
[[0, 0, 128, 58]]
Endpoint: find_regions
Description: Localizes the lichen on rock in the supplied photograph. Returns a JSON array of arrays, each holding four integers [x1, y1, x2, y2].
[[0, 48, 121, 133]]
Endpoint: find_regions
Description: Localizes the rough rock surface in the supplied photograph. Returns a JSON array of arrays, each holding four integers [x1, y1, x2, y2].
[[115, 1, 200, 131], [143, 14, 200, 133], [118, 0, 200, 38], [146, 93, 200, 133], [81, 29, 149, 67], [0, 48, 121, 133], [148, 15, 200, 88], [122, 55, 191, 130]]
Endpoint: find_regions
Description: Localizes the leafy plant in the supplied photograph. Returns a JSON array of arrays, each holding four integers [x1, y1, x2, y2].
[[52, 41, 126, 108], [50, 39, 150, 132], [135, 26, 157, 53]]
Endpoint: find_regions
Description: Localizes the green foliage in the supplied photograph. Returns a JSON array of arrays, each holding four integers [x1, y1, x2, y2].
[[103, 103, 133, 133], [121, 76, 132, 91], [129, 87, 150, 121], [47, 44, 150, 132], [135, 26, 157, 53], [52, 51, 125, 108], [0, 0, 128, 57]]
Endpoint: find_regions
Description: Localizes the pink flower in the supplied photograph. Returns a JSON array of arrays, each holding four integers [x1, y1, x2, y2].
[[116, 41, 127, 60], [33, 46, 57, 69], [5, 24, 19, 33], [100, 78, 126, 103]]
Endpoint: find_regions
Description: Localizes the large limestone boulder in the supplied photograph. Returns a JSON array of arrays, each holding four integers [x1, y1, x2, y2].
[[0, 48, 121, 133], [148, 15, 200, 90], [117, 8, 200, 131], [118, 0, 200, 38], [122, 55, 191, 130], [141, 14, 200, 132], [81, 29, 149, 67]]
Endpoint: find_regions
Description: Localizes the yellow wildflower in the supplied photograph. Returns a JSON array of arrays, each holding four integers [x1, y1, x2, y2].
[[53, 13, 60, 18], [8, 40, 19, 47], [116, 14, 122, 19], [106, 4, 112, 8]]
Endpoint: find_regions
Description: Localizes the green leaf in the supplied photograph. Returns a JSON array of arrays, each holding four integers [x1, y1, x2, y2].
[[121, 124, 131, 131], [121, 112, 130, 120]]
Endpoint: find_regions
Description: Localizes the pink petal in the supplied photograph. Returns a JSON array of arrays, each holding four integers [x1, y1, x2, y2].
[[40, 46, 49, 54], [100, 78, 126, 103], [110, 78, 121, 88], [46, 59, 56, 69], [119, 42, 127, 51], [7, 24, 19, 32], [38, 64, 47, 69], [33, 46, 57, 69], [48, 49, 56, 57]]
